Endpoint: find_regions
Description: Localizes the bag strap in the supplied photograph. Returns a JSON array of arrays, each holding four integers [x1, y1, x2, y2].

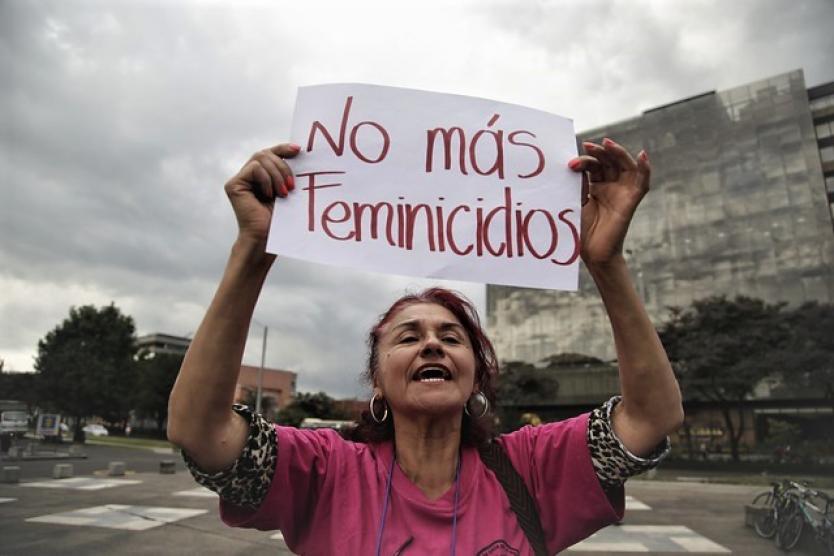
[[478, 440, 549, 556]]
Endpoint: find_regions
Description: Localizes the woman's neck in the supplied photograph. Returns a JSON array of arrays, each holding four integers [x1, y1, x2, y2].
[[392, 415, 462, 500]]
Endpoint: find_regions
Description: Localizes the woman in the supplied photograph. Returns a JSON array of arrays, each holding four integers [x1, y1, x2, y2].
[[167, 138, 684, 555]]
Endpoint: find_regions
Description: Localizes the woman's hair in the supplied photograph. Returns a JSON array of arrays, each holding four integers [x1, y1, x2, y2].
[[345, 287, 499, 446]]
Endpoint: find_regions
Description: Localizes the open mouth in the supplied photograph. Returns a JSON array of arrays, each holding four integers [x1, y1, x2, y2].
[[413, 365, 452, 383]]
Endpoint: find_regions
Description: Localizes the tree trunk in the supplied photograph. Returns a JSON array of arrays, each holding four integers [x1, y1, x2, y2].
[[156, 413, 166, 438], [734, 401, 746, 461], [73, 418, 86, 444], [680, 418, 696, 460], [720, 406, 740, 462]]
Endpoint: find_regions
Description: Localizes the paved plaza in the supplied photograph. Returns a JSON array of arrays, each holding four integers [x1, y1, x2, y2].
[[0, 443, 823, 555], [26, 504, 209, 531], [21, 477, 143, 491], [569, 525, 730, 553]]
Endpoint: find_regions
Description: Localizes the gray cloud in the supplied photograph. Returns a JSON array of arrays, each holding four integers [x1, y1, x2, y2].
[[478, 0, 834, 130], [2, 0, 831, 398]]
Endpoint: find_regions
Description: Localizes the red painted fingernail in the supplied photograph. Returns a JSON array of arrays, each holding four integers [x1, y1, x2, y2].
[[568, 158, 582, 170], [639, 150, 649, 161], [287, 175, 295, 190], [289, 143, 301, 151], [602, 138, 614, 146]]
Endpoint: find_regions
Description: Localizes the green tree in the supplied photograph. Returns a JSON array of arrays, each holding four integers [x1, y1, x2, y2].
[[659, 296, 790, 461], [135, 351, 184, 436], [496, 360, 559, 431], [240, 387, 280, 422], [276, 391, 347, 427], [539, 353, 605, 367], [497, 360, 558, 405], [34, 304, 137, 442], [782, 302, 834, 404], [0, 371, 38, 414]]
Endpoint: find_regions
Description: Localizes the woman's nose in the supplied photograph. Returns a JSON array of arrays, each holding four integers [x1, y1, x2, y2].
[[420, 336, 444, 357]]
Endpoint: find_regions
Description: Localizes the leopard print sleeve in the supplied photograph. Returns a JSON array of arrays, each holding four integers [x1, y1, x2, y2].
[[587, 396, 671, 490], [181, 404, 277, 510]]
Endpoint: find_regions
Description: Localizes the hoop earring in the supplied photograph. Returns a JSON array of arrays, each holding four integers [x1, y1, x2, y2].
[[464, 391, 489, 419], [369, 393, 389, 423]]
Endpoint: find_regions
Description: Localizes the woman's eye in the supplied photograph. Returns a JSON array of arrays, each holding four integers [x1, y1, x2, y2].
[[400, 336, 418, 344], [442, 336, 460, 344]]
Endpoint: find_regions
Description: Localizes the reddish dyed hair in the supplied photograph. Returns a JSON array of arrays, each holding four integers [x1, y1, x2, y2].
[[347, 287, 498, 445]]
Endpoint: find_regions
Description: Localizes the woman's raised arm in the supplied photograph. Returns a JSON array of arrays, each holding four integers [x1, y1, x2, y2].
[[569, 139, 684, 457], [167, 144, 299, 472]]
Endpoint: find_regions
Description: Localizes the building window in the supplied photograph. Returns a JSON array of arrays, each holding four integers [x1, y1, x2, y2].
[[821, 145, 834, 163], [810, 95, 834, 111], [817, 121, 834, 139]]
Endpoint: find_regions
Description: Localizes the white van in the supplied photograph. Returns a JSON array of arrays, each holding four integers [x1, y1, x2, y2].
[[299, 418, 356, 432], [0, 400, 29, 437]]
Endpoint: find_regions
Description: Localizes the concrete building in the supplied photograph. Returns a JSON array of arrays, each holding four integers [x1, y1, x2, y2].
[[487, 70, 834, 457], [810, 81, 834, 208], [135, 332, 297, 419], [135, 333, 191, 356], [234, 365, 297, 413], [488, 69, 834, 365]]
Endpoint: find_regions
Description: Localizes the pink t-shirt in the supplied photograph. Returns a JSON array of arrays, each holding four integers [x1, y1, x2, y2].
[[221, 412, 623, 555]]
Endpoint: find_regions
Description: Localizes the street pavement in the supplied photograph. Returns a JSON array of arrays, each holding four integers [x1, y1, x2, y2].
[[1, 442, 290, 556], [0, 443, 824, 555], [5, 442, 179, 480], [572, 481, 821, 555]]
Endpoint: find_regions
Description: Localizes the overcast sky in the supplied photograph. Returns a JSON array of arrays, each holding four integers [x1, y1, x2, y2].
[[2, 0, 833, 399]]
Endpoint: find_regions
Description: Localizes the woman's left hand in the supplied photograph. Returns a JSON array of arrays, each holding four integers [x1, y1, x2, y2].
[[568, 138, 651, 268]]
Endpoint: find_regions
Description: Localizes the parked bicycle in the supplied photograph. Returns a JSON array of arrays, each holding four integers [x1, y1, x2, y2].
[[775, 487, 834, 554], [751, 479, 809, 539]]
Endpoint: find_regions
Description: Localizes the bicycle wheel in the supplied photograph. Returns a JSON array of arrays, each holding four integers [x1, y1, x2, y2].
[[751, 491, 773, 507], [776, 513, 804, 551], [751, 490, 774, 537], [754, 508, 778, 538]]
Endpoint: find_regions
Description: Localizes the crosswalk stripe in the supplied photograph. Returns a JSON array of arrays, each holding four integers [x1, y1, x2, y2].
[[625, 495, 651, 510], [570, 541, 650, 552], [567, 501, 733, 553], [26, 504, 208, 531], [21, 477, 141, 490], [670, 535, 731, 553], [173, 487, 216, 497]]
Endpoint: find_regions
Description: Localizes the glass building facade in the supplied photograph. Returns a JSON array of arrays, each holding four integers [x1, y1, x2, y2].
[[809, 80, 834, 216], [488, 70, 834, 364]]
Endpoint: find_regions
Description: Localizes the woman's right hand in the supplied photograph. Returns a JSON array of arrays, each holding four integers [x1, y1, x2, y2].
[[224, 143, 301, 245]]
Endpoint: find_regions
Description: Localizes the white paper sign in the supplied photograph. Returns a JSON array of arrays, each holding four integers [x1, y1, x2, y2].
[[267, 84, 581, 290]]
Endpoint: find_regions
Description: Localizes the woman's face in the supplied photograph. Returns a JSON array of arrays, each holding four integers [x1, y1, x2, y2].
[[375, 302, 477, 419]]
